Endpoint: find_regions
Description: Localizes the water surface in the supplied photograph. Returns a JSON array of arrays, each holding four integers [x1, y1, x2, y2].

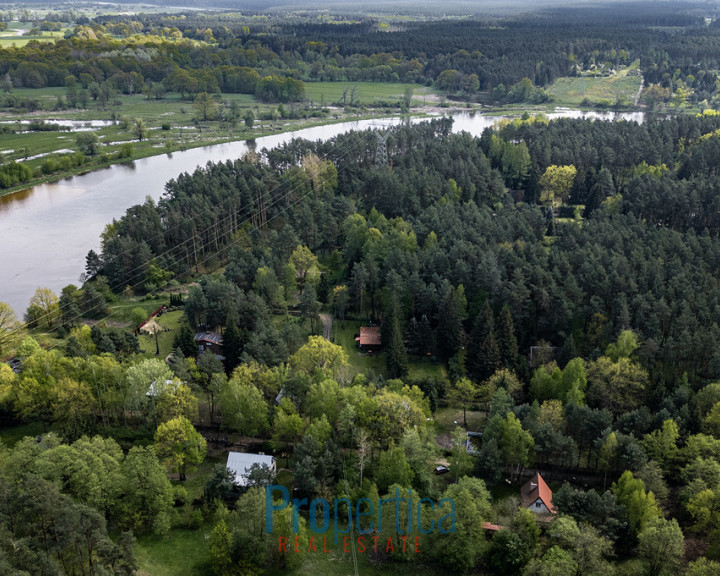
[[0, 110, 644, 315]]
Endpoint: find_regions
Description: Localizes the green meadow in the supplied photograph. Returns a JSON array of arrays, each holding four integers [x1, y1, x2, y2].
[[303, 81, 441, 106], [546, 61, 643, 107]]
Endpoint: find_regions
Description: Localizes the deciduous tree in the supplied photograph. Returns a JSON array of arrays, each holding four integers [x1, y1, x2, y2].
[[154, 415, 207, 481]]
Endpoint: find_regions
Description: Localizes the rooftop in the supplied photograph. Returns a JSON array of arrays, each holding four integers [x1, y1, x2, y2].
[[194, 331, 223, 346], [520, 473, 555, 513], [358, 326, 381, 347], [226, 452, 276, 486]]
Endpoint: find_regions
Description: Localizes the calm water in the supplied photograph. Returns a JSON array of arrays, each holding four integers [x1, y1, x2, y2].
[[0, 110, 644, 315]]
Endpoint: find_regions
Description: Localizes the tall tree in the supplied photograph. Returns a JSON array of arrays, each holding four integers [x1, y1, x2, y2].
[[154, 416, 207, 481], [447, 377, 478, 427], [496, 304, 519, 370], [193, 91, 218, 121], [25, 287, 60, 328], [289, 245, 318, 295], [219, 378, 268, 443], [437, 283, 467, 360], [0, 302, 25, 357], [222, 317, 243, 375], [637, 517, 684, 576], [467, 300, 500, 382], [384, 294, 408, 378]]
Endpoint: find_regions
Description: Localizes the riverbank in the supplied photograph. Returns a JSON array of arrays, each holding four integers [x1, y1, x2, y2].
[[0, 107, 649, 317], [0, 91, 464, 199], [0, 98, 660, 200]]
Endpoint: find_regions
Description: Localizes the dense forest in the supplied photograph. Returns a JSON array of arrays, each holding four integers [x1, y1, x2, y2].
[[0, 112, 718, 573], [7, 3, 720, 575], [3, 3, 720, 105], [90, 113, 720, 391]]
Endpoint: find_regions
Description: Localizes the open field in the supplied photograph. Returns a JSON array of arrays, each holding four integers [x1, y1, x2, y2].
[[546, 61, 642, 107], [137, 309, 185, 358], [0, 84, 445, 197], [331, 318, 448, 381], [433, 406, 486, 433], [331, 319, 387, 376], [303, 81, 440, 106], [0, 22, 69, 47], [135, 528, 213, 576]]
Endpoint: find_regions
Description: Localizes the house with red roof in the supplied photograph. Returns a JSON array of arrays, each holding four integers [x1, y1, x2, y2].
[[520, 473, 556, 516]]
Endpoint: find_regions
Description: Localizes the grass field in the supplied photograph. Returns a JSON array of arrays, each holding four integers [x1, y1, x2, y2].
[[0, 83, 435, 197], [330, 318, 449, 381], [264, 542, 442, 576], [0, 23, 68, 47], [433, 407, 486, 433], [0, 420, 45, 447], [331, 319, 386, 377], [303, 81, 440, 106], [546, 61, 643, 107], [137, 309, 185, 358], [135, 528, 213, 576]]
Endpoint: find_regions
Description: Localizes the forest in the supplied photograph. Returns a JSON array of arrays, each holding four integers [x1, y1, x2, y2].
[[6, 2, 720, 576], [1, 2, 720, 105], [3, 109, 720, 574]]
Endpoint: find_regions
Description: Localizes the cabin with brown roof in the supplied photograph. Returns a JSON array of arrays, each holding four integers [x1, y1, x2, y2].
[[355, 326, 381, 351], [194, 332, 224, 357], [520, 473, 556, 516]]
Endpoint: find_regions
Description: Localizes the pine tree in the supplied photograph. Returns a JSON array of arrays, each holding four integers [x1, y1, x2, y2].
[[223, 317, 243, 375], [173, 323, 197, 358], [467, 301, 500, 382], [59, 290, 81, 328], [496, 305, 519, 370], [558, 334, 578, 368], [479, 332, 501, 381], [437, 284, 466, 359], [385, 295, 408, 378]]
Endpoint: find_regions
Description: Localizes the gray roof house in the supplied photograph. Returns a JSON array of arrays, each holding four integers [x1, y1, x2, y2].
[[226, 452, 276, 487]]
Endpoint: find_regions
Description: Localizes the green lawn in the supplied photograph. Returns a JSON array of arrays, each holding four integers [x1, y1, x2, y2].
[[0, 28, 68, 47], [407, 357, 446, 381], [176, 454, 224, 498], [433, 406, 486, 433], [330, 318, 449, 382], [331, 319, 386, 377], [136, 520, 441, 576], [137, 309, 185, 358], [547, 68, 642, 107], [0, 421, 45, 448], [265, 545, 442, 576], [304, 81, 440, 106], [135, 527, 213, 576], [106, 295, 169, 324]]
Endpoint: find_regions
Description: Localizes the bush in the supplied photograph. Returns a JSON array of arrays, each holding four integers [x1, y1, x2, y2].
[[119, 143, 134, 158], [173, 485, 188, 507]]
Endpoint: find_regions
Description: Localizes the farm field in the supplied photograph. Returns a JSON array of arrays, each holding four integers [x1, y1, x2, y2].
[[303, 81, 441, 106], [546, 61, 643, 106]]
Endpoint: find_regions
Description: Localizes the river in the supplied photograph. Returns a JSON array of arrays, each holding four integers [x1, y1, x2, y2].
[[0, 110, 644, 315]]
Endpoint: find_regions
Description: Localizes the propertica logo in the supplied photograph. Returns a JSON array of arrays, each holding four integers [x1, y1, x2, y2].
[[265, 485, 456, 554]]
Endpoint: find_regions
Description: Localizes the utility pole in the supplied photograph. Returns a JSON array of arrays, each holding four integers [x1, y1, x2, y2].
[[375, 130, 389, 168]]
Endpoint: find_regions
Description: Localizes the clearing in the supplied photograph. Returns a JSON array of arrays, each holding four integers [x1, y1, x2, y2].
[[546, 60, 643, 107]]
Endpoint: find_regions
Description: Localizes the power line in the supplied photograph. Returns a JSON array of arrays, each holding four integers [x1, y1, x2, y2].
[[375, 130, 388, 168], [10, 124, 382, 351]]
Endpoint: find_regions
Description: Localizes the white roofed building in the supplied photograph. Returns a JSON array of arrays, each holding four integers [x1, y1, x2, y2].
[[226, 452, 276, 487]]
